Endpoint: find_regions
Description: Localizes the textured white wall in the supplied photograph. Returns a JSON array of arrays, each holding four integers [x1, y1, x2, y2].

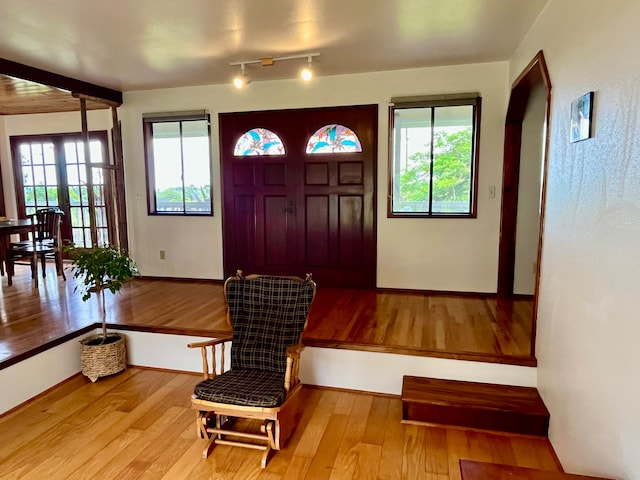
[[119, 63, 509, 290], [511, 1, 640, 478]]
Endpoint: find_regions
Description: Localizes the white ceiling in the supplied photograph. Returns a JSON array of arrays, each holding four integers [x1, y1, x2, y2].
[[0, 0, 548, 92]]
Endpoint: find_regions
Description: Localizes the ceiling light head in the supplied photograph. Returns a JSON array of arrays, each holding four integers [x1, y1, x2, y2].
[[300, 56, 314, 82], [233, 64, 251, 89]]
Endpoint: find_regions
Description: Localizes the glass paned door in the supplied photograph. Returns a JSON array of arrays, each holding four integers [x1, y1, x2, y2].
[[64, 139, 110, 247], [10, 132, 113, 249]]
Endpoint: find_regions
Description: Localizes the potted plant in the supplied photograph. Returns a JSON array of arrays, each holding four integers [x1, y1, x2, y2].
[[66, 245, 139, 382]]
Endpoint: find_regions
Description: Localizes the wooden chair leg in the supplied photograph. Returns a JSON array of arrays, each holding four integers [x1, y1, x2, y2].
[[40, 254, 47, 278], [55, 252, 66, 280], [30, 257, 39, 288], [6, 256, 13, 286]]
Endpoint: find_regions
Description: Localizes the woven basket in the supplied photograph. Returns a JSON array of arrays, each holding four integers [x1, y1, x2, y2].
[[80, 333, 126, 382]]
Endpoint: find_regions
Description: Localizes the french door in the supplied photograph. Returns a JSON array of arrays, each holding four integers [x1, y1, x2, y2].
[[10, 131, 114, 248], [220, 105, 377, 288]]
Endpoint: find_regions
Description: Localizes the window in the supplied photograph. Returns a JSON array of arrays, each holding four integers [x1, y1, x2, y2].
[[143, 111, 213, 215], [306, 124, 362, 153], [234, 128, 285, 156], [388, 95, 481, 217]]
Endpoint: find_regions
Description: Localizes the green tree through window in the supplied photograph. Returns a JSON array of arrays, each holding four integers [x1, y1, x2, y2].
[[389, 96, 480, 217]]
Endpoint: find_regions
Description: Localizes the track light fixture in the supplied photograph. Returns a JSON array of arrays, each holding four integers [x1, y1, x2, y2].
[[300, 55, 314, 82], [232, 64, 251, 89], [230, 53, 319, 88]]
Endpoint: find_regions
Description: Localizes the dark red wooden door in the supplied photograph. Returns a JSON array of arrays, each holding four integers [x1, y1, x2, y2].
[[220, 105, 377, 288]]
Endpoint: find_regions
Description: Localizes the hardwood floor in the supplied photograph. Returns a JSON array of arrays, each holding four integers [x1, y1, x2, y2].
[[0, 368, 561, 480], [0, 264, 534, 369]]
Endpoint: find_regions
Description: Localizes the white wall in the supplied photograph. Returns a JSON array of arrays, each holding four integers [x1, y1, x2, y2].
[[119, 63, 508, 291], [0, 110, 113, 218], [511, 1, 640, 478], [0, 335, 83, 414], [0, 116, 7, 214]]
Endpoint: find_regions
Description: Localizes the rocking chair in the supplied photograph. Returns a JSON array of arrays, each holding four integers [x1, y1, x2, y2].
[[188, 270, 316, 468]]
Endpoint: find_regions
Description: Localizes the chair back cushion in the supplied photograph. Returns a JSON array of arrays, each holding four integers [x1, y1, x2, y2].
[[225, 275, 315, 373]]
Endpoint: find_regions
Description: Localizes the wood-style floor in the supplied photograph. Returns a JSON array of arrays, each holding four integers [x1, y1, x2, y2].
[[0, 368, 562, 480], [0, 264, 534, 369]]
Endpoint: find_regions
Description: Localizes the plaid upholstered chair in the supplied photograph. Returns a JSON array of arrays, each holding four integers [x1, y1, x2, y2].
[[188, 270, 316, 468]]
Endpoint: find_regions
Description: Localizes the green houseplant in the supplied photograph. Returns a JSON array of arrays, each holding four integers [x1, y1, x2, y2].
[[67, 245, 139, 381]]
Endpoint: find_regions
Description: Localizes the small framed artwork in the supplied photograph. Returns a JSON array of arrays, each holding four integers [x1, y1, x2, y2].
[[570, 91, 594, 143]]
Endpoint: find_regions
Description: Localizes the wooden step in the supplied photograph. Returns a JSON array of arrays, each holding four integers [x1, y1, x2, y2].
[[460, 460, 614, 479], [401, 376, 549, 436]]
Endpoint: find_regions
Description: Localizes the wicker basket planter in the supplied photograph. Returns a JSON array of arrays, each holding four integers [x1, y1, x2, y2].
[[80, 333, 126, 382]]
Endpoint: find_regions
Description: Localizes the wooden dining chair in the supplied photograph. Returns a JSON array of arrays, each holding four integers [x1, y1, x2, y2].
[[6, 208, 66, 286]]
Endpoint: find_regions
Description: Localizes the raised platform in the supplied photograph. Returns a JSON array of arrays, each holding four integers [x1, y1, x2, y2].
[[1, 327, 538, 415], [402, 376, 549, 436]]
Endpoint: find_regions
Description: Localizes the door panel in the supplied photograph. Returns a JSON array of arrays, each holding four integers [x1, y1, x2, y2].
[[338, 195, 363, 268], [220, 105, 377, 287], [264, 195, 291, 266]]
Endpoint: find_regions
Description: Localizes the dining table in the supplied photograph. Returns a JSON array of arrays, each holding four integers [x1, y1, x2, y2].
[[0, 218, 37, 283]]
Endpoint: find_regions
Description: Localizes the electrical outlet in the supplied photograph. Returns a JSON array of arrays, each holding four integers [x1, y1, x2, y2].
[[159, 250, 166, 260]]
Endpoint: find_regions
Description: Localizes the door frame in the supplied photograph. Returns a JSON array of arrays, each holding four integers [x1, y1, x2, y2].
[[497, 51, 552, 357]]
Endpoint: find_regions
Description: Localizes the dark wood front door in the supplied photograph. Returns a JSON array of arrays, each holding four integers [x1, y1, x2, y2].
[[220, 105, 377, 288]]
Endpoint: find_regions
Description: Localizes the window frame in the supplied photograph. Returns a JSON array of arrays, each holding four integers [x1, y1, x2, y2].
[[387, 95, 481, 218], [143, 110, 214, 216]]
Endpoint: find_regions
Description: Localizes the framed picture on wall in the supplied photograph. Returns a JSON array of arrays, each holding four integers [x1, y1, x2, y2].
[[570, 91, 594, 143]]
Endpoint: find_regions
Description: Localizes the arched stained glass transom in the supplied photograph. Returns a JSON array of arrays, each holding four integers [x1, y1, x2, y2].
[[306, 124, 362, 154], [234, 128, 285, 156]]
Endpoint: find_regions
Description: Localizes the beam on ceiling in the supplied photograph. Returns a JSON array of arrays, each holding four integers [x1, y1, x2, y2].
[[0, 58, 123, 105]]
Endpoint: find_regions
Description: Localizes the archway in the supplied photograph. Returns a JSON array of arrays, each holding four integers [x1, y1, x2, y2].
[[497, 51, 552, 356]]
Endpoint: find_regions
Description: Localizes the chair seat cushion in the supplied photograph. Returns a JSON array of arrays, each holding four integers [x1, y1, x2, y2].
[[194, 369, 286, 407]]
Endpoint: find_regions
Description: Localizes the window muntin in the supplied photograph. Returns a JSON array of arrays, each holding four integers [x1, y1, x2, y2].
[[143, 113, 213, 215], [234, 128, 285, 156], [306, 124, 362, 153], [389, 97, 480, 217]]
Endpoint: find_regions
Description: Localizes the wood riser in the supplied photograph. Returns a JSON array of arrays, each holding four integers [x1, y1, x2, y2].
[[402, 376, 549, 437], [460, 460, 614, 480]]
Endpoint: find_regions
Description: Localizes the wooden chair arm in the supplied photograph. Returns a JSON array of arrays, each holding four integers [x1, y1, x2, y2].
[[285, 344, 305, 359], [284, 344, 306, 393], [188, 336, 233, 380], [187, 336, 233, 349]]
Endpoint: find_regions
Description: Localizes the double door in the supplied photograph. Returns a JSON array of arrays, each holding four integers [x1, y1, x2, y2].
[[10, 131, 115, 248], [220, 105, 377, 288]]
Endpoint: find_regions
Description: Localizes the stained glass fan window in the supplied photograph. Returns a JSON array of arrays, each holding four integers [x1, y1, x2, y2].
[[234, 128, 285, 156], [306, 124, 362, 154]]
